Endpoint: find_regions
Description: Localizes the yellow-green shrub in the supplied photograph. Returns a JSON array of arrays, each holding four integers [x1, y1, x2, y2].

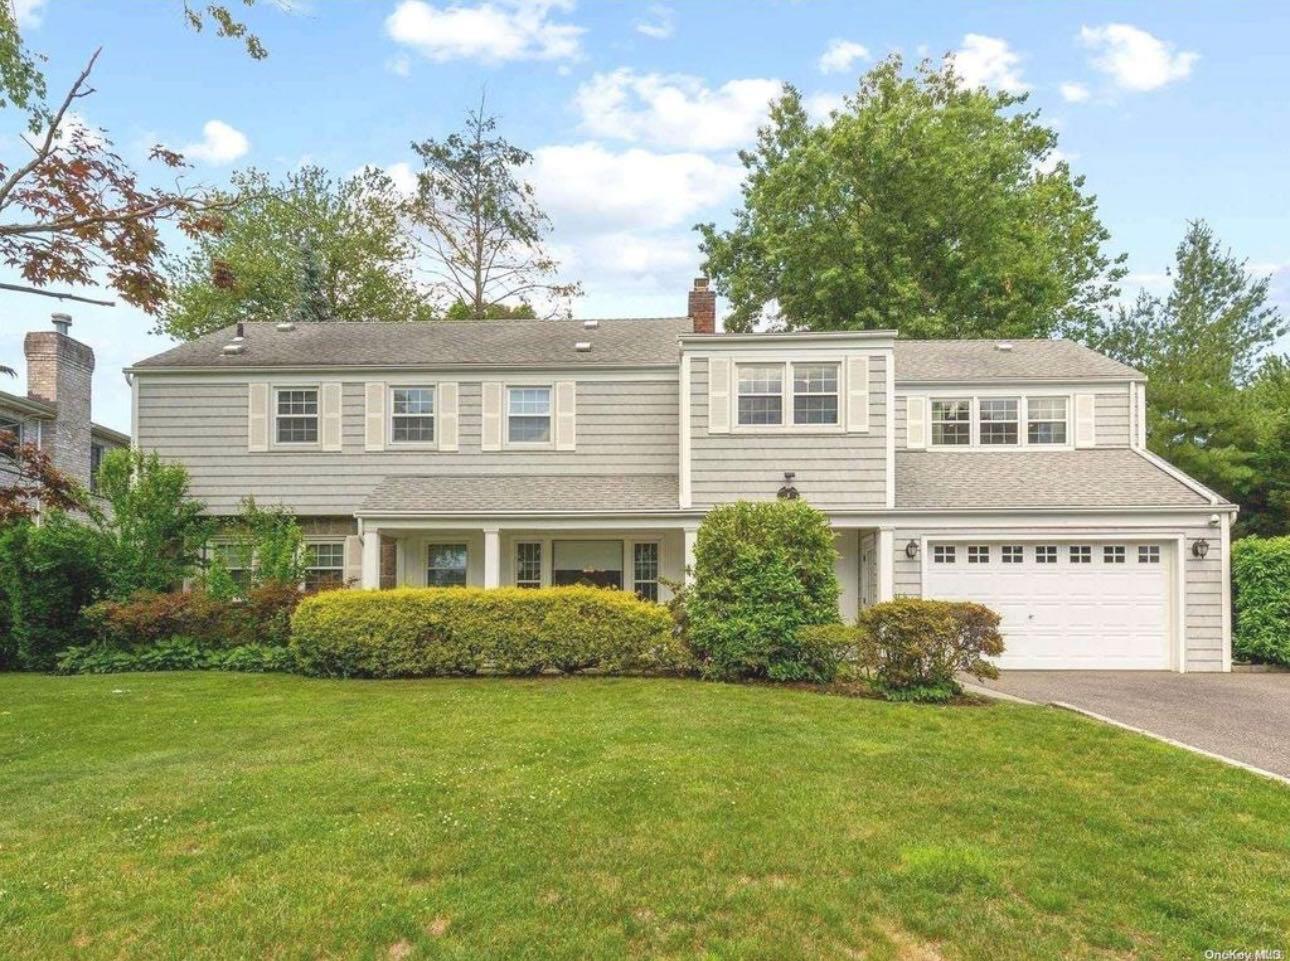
[[289, 586, 687, 678]]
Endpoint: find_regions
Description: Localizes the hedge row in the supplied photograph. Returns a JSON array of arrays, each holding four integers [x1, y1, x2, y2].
[[289, 585, 686, 678], [1232, 535, 1290, 665]]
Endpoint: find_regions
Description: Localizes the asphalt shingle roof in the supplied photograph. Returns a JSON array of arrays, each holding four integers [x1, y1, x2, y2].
[[133, 318, 692, 369], [359, 473, 680, 515], [893, 340, 1143, 382], [894, 449, 1216, 510]]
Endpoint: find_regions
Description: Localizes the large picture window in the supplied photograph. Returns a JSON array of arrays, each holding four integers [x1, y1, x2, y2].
[[930, 399, 971, 446], [792, 363, 839, 425], [427, 544, 468, 587], [391, 387, 435, 443], [507, 387, 552, 443], [275, 388, 318, 444], [736, 364, 784, 426], [978, 398, 1019, 445], [1027, 397, 1068, 445]]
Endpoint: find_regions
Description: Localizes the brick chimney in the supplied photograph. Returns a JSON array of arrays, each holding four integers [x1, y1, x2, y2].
[[24, 313, 95, 487], [687, 277, 716, 334]]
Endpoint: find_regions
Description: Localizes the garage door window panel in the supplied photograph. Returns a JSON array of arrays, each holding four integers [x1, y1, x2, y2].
[[1069, 545, 1091, 564], [1104, 545, 1126, 564], [1035, 545, 1058, 564], [932, 545, 956, 564], [1138, 545, 1161, 564], [1001, 545, 1023, 564], [967, 545, 990, 564]]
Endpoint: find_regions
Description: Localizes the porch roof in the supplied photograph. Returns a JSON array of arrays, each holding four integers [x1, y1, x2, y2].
[[359, 473, 681, 516]]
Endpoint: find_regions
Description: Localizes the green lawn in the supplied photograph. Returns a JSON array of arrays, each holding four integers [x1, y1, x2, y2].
[[2, 675, 1288, 961]]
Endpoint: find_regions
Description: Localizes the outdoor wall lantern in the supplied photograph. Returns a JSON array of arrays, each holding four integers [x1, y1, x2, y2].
[[1192, 539, 1211, 560], [905, 539, 920, 559], [777, 471, 800, 500]]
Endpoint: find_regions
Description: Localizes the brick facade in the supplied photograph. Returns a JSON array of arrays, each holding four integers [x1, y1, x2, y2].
[[24, 324, 96, 488]]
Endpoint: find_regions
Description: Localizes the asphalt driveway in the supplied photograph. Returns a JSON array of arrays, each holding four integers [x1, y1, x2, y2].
[[973, 670, 1290, 780]]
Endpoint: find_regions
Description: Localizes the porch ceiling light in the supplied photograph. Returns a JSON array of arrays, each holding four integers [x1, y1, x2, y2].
[[905, 539, 919, 559], [1192, 539, 1210, 560]]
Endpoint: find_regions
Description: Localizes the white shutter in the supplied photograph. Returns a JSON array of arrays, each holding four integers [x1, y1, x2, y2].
[[906, 395, 928, 450], [481, 382, 503, 451], [438, 382, 459, 452], [1074, 393, 1096, 448], [846, 356, 869, 432], [248, 383, 269, 452], [342, 535, 363, 588], [321, 382, 343, 452], [364, 382, 385, 452], [554, 380, 576, 451], [708, 357, 731, 434]]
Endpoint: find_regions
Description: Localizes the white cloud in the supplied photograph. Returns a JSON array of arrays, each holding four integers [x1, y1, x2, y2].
[[181, 120, 249, 165], [386, 54, 411, 76], [13, 0, 47, 28], [385, 0, 583, 64], [1034, 148, 1077, 176], [948, 33, 1028, 93], [634, 4, 674, 40], [1080, 23, 1198, 92], [573, 69, 780, 152], [1060, 81, 1090, 103], [804, 92, 845, 123], [530, 142, 741, 231], [818, 39, 869, 75], [384, 161, 419, 196], [53, 111, 106, 149]]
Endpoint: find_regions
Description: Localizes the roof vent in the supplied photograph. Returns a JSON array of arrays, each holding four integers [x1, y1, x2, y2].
[[995, 341, 1014, 352], [222, 343, 246, 355], [574, 341, 592, 352], [276, 321, 296, 332], [582, 319, 600, 329], [51, 312, 72, 335]]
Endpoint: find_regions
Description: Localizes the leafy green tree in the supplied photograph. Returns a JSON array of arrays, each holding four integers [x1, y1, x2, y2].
[[160, 165, 427, 339], [1092, 220, 1288, 534], [698, 56, 1125, 338], [95, 448, 213, 598], [443, 299, 537, 320], [408, 101, 580, 319], [205, 498, 306, 598]]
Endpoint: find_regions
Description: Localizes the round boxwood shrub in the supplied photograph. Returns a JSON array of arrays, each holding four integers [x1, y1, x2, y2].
[[856, 598, 1003, 701], [686, 500, 841, 681], [1232, 535, 1290, 665], [288, 585, 686, 678]]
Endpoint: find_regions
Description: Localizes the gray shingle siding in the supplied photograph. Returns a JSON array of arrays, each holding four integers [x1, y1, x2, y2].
[[687, 354, 890, 510]]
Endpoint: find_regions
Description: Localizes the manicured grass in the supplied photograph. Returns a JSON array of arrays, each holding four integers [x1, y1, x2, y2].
[[2, 674, 1288, 960]]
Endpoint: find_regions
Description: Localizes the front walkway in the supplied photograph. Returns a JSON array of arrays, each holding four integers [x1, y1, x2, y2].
[[973, 670, 1290, 780]]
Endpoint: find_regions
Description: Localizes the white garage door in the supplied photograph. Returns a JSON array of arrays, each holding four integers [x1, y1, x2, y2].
[[924, 541, 1172, 670]]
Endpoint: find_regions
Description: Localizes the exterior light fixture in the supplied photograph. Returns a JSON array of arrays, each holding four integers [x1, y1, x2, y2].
[[905, 539, 920, 559], [777, 471, 800, 500], [1192, 539, 1210, 560]]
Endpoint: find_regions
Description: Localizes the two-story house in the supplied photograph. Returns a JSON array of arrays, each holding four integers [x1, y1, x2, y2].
[[2, 313, 130, 496], [128, 279, 1236, 672]]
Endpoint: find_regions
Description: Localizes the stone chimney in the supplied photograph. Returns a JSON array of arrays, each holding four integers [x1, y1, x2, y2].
[[24, 313, 95, 487], [688, 277, 716, 334]]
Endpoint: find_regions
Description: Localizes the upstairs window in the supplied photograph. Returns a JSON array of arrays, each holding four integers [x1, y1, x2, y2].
[[391, 387, 435, 443], [1027, 397, 1068, 445], [978, 398, 1019, 445], [792, 363, 840, 425], [737, 365, 784, 426], [275, 388, 318, 444], [507, 387, 551, 443], [931, 399, 971, 446]]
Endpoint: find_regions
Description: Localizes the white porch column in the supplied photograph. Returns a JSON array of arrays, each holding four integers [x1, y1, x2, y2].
[[483, 527, 501, 588], [683, 524, 699, 585], [877, 527, 895, 602], [361, 524, 382, 590]]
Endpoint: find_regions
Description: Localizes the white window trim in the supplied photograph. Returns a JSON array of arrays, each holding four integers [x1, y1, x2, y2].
[[929, 397, 973, 448], [426, 541, 470, 588], [918, 390, 1075, 451], [504, 382, 555, 449], [303, 538, 346, 589], [272, 383, 322, 449], [387, 384, 437, 448], [732, 358, 845, 434]]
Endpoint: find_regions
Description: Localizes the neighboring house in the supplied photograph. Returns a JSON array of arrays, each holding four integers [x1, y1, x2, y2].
[[1, 313, 129, 496], [127, 280, 1236, 672]]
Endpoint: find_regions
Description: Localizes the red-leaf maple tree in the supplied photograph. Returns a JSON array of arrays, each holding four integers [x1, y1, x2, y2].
[[0, 430, 85, 524]]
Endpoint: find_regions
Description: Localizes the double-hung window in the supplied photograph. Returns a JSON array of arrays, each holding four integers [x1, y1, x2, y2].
[[792, 364, 840, 425], [978, 398, 1019, 445], [427, 544, 469, 587], [930, 399, 971, 446], [633, 542, 660, 602], [391, 387, 435, 443], [507, 387, 552, 443], [212, 543, 253, 592], [304, 542, 345, 591], [737, 365, 784, 426], [275, 388, 318, 444], [515, 542, 542, 588], [1027, 397, 1068, 445]]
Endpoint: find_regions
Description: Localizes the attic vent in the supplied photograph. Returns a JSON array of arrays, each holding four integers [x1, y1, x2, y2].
[[995, 341, 1014, 352], [222, 343, 246, 355], [574, 341, 592, 352], [276, 321, 296, 332], [582, 319, 600, 329]]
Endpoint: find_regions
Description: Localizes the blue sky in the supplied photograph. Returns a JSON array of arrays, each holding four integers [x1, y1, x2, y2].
[[2, 0, 1288, 431]]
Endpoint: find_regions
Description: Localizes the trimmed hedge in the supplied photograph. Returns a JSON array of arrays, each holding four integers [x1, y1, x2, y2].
[[1232, 535, 1290, 665], [289, 586, 686, 678], [857, 598, 1004, 701], [83, 582, 307, 650]]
